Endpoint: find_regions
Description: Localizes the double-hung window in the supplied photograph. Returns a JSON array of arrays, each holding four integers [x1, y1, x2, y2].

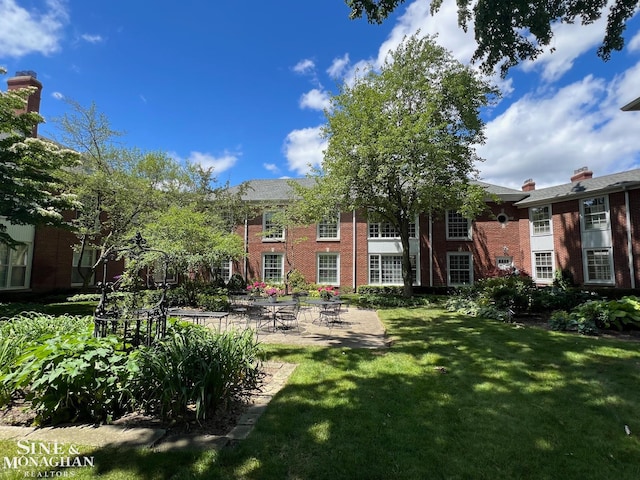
[[447, 252, 473, 286], [530, 206, 551, 235], [584, 248, 613, 284], [317, 253, 339, 284], [582, 196, 609, 231], [0, 243, 30, 289], [533, 252, 554, 282], [263, 253, 283, 282], [263, 211, 284, 241], [318, 214, 340, 240], [446, 211, 471, 240]]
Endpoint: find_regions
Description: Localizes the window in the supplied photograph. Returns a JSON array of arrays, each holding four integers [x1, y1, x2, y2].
[[530, 206, 551, 235], [368, 221, 416, 238], [533, 252, 554, 281], [211, 260, 232, 283], [0, 243, 30, 289], [263, 211, 284, 241], [72, 249, 96, 286], [585, 248, 613, 283], [446, 211, 471, 240], [496, 256, 514, 270], [318, 214, 340, 240], [152, 263, 177, 285], [263, 254, 283, 282], [317, 253, 339, 284], [369, 254, 416, 285], [447, 252, 473, 286], [582, 196, 608, 230]]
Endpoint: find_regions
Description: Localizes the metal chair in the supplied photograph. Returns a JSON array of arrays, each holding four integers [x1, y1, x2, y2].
[[318, 302, 343, 326], [275, 303, 301, 332]]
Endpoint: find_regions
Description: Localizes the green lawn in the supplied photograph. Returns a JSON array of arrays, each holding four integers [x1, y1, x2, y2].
[[2, 306, 639, 479]]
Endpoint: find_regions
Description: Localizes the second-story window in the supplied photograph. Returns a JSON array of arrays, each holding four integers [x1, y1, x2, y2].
[[446, 211, 471, 240], [530, 206, 551, 235], [368, 220, 416, 238], [582, 196, 608, 230], [263, 211, 284, 241], [318, 214, 340, 240]]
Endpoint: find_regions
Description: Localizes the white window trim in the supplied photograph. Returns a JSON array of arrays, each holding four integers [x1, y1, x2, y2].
[[496, 256, 514, 270], [317, 214, 341, 241], [583, 247, 615, 285], [368, 219, 417, 239], [445, 211, 472, 241], [317, 252, 340, 285], [529, 205, 553, 236], [532, 250, 555, 284], [0, 243, 32, 290], [368, 254, 417, 285], [580, 195, 610, 232], [262, 211, 285, 242], [262, 253, 284, 282], [446, 252, 473, 286]]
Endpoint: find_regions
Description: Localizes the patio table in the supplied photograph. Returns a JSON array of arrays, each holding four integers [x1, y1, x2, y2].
[[253, 300, 299, 331], [167, 308, 230, 329], [306, 299, 345, 324]]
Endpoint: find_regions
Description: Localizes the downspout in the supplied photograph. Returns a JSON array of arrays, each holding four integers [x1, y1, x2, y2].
[[243, 215, 249, 282], [429, 212, 433, 287], [625, 189, 636, 288], [352, 210, 357, 291]]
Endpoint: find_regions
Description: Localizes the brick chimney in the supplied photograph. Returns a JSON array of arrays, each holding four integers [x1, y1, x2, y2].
[[522, 178, 536, 192], [7, 70, 43, 137], [570, 166, 593, 183]]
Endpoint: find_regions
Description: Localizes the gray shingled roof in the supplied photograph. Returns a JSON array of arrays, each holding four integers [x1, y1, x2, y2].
[[514, 169, 640, 207], [233, 178, 318, 202], [233, 177, 525, 202]]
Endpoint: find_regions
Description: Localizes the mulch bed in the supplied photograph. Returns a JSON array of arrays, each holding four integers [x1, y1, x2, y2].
[[0, 367, 274, 438]]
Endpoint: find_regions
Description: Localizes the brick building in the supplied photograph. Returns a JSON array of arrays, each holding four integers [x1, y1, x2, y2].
[[3, 71, 640, 295]]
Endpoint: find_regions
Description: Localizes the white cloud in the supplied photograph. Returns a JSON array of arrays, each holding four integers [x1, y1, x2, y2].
[[0, 0, 69, 57], [628, 29, 640, 53], [299, 88, 330, 111], [283, 126, 326, 175], [176, 151, 239, 173], [478, 62, 640, 189], [520, 17, 610, 82], [293, 59, 315, 75], [80, 33, 103, 44], [327, 54, 350, 78], [264, 163, 279, 173]]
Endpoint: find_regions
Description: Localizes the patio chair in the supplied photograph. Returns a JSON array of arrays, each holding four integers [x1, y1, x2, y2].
[[229, 294, 252, 318], [275, 303, 301, 332], [318, 301, 343, 326], [247, 303, 273, 332]]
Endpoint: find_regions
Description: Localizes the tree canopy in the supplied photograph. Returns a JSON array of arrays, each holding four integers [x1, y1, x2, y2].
[[0, 69, 80, 246], [345, 0, 638, 76], [54, 100, 246, 286], [295, 34, 494, 296]]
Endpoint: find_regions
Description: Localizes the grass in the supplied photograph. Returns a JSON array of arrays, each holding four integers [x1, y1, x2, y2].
[[1, 306, 639, 479]]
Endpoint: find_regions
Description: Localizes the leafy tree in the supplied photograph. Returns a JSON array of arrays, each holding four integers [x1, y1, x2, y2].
[[296, 34, 494, 297], [138, 204, 245, 283], [346, 0, 637, 76], [0, 68, 79, 246], [54, 100, 228, 287]]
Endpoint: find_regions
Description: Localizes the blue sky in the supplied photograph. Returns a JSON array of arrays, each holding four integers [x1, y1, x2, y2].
[[2, 0, 640, 190]]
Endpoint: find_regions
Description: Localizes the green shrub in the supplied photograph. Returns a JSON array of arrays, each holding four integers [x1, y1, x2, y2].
[[603, 296, 640, 330], [196, 293, 229, 311], [127, 321, 262, 421], [226, 273, 247, 292], [548, 310, 576, 331], [472, 276, 535, 311], [287, 269, 309, 292], [2, 332, 129, 425]]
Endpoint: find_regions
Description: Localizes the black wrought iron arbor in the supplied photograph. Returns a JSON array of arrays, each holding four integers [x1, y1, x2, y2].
[[93, 233, 170, 348]]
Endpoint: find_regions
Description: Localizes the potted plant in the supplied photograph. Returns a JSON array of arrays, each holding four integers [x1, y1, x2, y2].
[[318, 285, 338, 301]]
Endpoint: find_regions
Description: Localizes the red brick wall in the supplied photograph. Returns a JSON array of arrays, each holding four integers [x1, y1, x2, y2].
[[551, 200, 583, 284], [233, 210, 368, 292]]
